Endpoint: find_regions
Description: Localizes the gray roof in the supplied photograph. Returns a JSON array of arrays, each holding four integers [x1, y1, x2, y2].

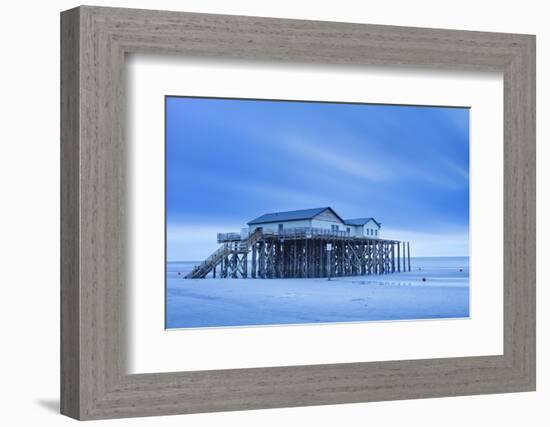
[[344, 217, 381, 227], [248, 207, 344, 225]]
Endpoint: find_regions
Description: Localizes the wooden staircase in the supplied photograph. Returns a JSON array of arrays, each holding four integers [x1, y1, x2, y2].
[[240, 228, 264, 250], [185, 229, 263, 279], [184, 244, 232, 279]]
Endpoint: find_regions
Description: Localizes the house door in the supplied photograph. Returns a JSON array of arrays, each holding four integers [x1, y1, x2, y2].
[[278, 224, 284, 234]]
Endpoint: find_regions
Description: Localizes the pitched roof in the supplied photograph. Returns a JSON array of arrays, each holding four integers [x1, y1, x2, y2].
[[344, 217, 381, 227], [248, 207, 344, 225]]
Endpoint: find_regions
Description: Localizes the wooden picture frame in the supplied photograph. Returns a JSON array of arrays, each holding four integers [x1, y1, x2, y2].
[[60, 5, 536, 420]]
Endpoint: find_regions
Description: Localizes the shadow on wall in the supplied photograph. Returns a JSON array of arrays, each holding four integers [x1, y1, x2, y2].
[[35, 399, 59, 414]]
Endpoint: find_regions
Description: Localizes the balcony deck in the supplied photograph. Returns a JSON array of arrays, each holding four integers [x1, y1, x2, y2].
[[217, 227, 395, 244]]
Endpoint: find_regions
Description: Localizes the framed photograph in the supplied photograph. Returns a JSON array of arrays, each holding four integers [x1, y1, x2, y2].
[[165, 97, 470, 330], [61, 6, 536, 420]]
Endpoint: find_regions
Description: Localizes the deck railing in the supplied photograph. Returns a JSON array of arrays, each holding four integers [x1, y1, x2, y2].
[[218, 227, 364, 242], [217, 232, 241, 242]]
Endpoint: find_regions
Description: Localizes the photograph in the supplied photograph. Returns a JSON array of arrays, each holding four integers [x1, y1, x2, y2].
[[165, 96, 470, 329]]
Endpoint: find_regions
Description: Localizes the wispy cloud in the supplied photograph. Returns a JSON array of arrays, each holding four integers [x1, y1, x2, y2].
[[280, 133, 394, 182], [167, 223, 243, 261], [383, 228, 469, 257]]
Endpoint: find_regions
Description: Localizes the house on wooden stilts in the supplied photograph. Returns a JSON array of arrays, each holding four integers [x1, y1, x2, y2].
[[185, 207, 411, 279]]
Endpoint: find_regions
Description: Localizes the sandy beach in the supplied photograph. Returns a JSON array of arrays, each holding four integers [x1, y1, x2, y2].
[[166, 257, 469, 328]]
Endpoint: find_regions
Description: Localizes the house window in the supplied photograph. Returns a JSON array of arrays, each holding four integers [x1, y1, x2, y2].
[[331, 224, 339, 233], [375, 229, 378, 236], [346, 227, 350, 235], [278, 224, 284, 234]]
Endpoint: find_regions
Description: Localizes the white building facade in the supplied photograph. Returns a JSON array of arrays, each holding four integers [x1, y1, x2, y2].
[[247, 207, 381, 238]]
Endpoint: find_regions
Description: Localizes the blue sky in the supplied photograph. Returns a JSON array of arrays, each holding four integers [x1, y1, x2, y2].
[[166, 96, 469, 260]]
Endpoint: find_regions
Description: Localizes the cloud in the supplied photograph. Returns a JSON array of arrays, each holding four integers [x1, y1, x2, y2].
[[280, 134, 394, 182], [167, 223, 243, 261], [382, 228, 469, 257]]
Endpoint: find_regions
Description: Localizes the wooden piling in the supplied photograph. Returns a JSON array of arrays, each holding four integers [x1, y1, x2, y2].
[[391, 242, 395, 272], [404, 241, 407, 272], [407, 241, 411, 272], [202, 231, 412, 280], [398, 242, 401, 272], [251, 243, 256, 278]]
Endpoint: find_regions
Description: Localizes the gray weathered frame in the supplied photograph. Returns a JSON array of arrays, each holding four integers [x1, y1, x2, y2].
[[60, 5, 536, 420]]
